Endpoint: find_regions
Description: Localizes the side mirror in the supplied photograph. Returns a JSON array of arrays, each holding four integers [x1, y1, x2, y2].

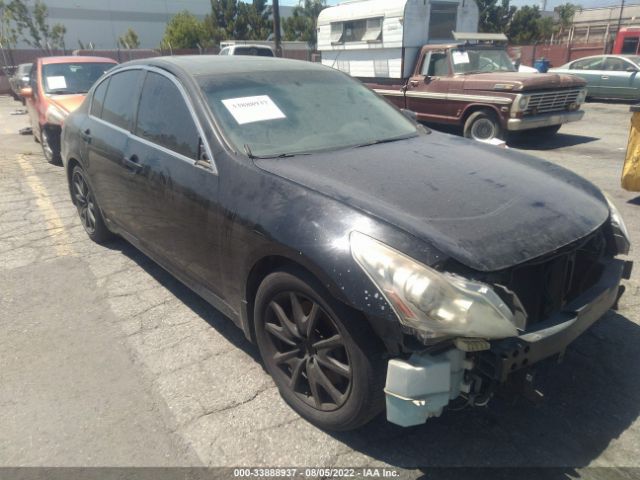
[[627, 67, 639, 73], [20, 87, 33, 98], [21, 76, 29, 83]]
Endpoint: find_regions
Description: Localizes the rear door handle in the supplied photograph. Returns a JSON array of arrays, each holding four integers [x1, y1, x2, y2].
[[123, 154, 142, 173], [601, 75, 609, 79], [410, 80, 419, 87]]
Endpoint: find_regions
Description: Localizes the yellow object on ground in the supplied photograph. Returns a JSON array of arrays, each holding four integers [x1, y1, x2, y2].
[[622, 109, 640, 191]]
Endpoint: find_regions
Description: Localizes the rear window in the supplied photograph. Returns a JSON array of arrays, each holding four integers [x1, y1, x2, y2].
[[90, 78, 109, 118], [101, 70, 142, 130], [234, 47, 274, 57]]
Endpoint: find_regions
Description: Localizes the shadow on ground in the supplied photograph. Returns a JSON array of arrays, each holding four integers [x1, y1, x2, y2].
[[507, 132, 599, 151], [424, 123, 599, 151], [105, 238, 640, 476]]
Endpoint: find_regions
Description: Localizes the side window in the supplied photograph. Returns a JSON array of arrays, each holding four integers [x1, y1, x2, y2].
[[90, 78, 109, 118], [135, 72, 199, 160], [421, 52, 448, 76], [571, 57, 604, 70], [220, 47, 229, 56], [101, 70, 141, 130], [603, 57, 629, 71]]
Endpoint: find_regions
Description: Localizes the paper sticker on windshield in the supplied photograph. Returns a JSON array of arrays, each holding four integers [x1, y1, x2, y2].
[[46, 76, 67, 90], [452, 51, 470, 65], [222, 95, 286, 125]]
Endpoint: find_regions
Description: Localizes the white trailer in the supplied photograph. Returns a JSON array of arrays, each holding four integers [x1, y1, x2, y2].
[[317, 0, 479, 79]]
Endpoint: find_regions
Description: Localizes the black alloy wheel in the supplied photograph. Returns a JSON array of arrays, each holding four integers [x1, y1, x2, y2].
[[254, 271, 385, 431], [263, 290, 352, 411], [71, 166, 112, 243]]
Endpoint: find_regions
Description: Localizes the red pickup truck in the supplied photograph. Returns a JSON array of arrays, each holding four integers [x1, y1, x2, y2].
[[365, 43, 587, 141]]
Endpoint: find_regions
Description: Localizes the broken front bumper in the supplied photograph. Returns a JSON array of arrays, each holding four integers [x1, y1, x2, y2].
[[507, 110, 584, 131], [384, 258, 632, 427]]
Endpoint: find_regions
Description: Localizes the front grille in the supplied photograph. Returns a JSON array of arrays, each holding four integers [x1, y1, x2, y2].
[[525, 89, 582, 115], [499, 227, 608, 326]]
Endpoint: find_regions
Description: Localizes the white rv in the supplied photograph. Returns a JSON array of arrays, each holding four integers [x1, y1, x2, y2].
[[317, 0, 479, 79]]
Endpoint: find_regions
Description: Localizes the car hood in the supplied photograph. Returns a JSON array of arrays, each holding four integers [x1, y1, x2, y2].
[[463, 72, 586, 92], [49, 94, 86, 113], [255, 133, 609, 272]]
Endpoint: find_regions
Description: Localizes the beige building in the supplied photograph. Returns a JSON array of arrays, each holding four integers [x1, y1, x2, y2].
[[555, 3, 640, 44]]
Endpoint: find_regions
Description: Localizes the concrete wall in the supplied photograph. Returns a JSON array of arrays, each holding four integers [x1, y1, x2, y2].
[[8, 1, 294, 50]]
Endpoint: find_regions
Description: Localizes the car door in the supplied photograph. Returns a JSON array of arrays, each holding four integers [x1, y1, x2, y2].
[[599, 57, 639, 99], [405, 50, 452, 121], [127, 69, 222, 291], [83, 69, 145, 232], [568, 56, 605, 97]]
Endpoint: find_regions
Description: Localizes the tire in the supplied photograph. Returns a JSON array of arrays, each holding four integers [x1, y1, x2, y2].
[[463, 110, 503, 142], [532, 124, 561, 136], [41, 125, 62, 165], [254, 270, 386, 431], [71, 165, 113, 244]]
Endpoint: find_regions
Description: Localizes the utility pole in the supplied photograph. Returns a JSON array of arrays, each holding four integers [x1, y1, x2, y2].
[[616, 0, 625, 37], [273, 0, 282, 57]]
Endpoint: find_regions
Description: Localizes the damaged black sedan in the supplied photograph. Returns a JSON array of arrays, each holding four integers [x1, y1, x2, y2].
[[61, 56, 632, 431]]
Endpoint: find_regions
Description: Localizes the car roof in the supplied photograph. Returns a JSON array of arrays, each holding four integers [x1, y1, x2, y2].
[[121, 55, 328, 77], [571, 54, 637, 62], [40, 56, 117, 65]]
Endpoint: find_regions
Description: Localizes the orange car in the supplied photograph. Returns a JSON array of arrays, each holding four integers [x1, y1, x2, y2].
[[21, 56, 117, 164]]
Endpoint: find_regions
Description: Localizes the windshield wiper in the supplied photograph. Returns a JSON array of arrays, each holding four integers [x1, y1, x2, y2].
[[354, 134, 418, 149], [244, 144, 311, 159]]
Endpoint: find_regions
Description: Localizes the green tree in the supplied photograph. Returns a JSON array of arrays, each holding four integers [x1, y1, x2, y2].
[[0, 1, 18, 48], [507, 5, 545, 44], [476, 0, 516, 33], [555, 3, 579, 30], [118, 27, 140, 49], [0, 0, 66, 52], [205, 0, 272, 43], [162, 11, 208, 49], [244, 0, 271, 40], [283, 0, 327, 49]]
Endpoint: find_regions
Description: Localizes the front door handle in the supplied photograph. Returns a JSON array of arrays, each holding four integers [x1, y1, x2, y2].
[[601, 75, 609, 80], [80, 128, 91, 143], [123, 154, 142, 173]]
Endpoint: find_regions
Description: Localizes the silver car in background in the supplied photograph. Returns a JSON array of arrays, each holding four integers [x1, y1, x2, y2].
[[549, 54, 640, 100]]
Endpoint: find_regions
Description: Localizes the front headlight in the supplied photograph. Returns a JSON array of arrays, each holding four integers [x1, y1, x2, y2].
[[350, 232, 519, 341], [606, 196, 631, 254], [518, 96, 529, 110]]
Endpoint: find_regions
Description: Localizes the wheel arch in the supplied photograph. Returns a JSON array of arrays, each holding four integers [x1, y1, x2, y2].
[[243, 254, 352, 343], [461, 103, 504, 126]]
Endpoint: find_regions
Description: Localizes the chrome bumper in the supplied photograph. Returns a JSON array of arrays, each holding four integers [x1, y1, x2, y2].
[[507, 110, 585, 131]]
